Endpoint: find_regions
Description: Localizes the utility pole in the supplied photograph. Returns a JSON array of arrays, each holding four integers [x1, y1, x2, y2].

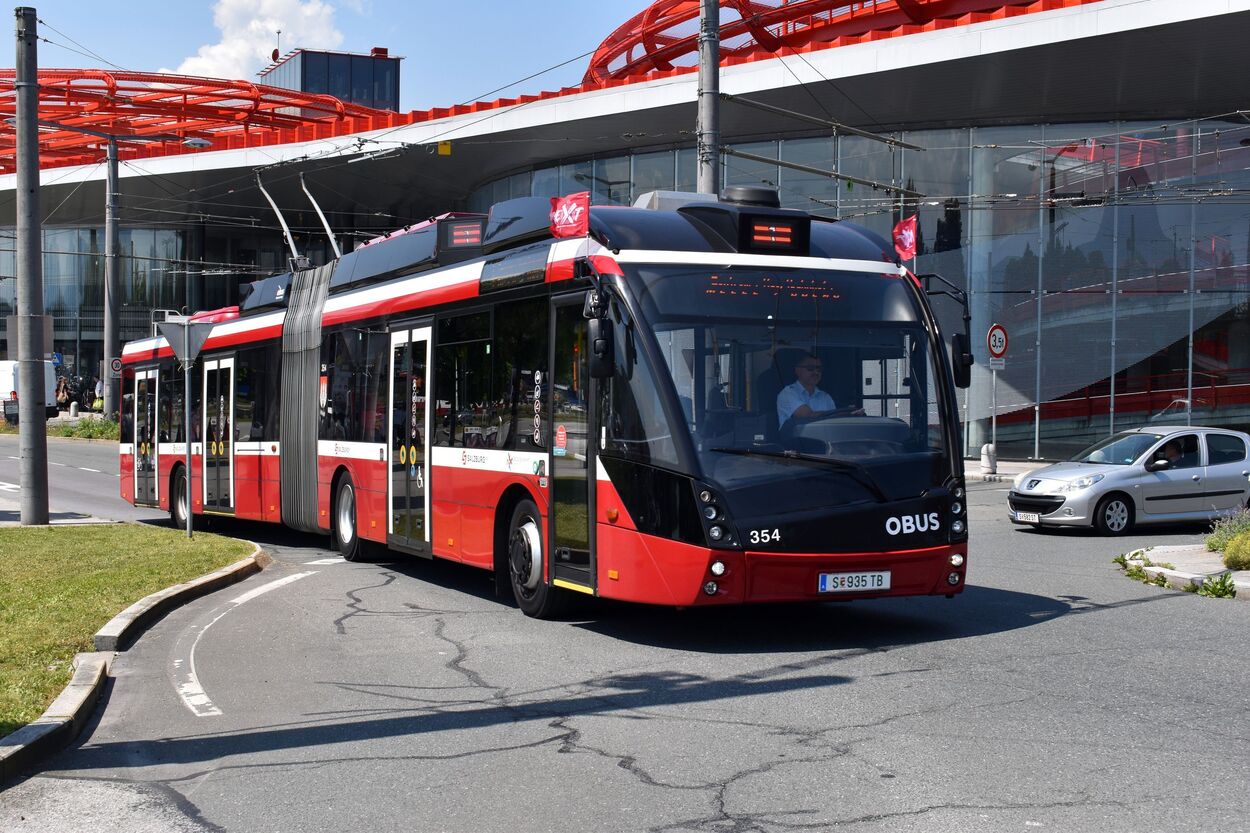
[[15, 6, 48, 524], [696, 0, 720, 196], [103, 136, 119, 419]]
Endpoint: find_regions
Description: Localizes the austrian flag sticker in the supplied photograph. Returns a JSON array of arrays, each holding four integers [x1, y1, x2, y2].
[[550, 191, 590, 238]]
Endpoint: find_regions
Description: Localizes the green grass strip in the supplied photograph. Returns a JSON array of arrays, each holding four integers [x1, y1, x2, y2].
[[0, 524, 253, 738]]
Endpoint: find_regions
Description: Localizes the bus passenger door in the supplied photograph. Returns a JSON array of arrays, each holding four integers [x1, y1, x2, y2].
[[549, 298, 595, 594], [202, 356, 235, 513], [389, 324, 431, 552], [133, 368, 158, 506]]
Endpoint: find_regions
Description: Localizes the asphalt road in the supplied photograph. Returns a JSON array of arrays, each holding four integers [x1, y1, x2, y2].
[[0, 434, 166, 524], [2, 441, 1248, 832]]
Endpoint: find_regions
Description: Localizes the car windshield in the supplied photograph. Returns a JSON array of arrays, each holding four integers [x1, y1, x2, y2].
[[625, 264, 951, 502], [1070, 432, 1164, 465]]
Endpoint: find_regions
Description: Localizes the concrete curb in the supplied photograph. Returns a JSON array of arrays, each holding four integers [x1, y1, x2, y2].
[[1124, 545, 1250, 600], [0, 540, 269, 786], [94, 542, 268, 651], [0, 652, 111, 782]]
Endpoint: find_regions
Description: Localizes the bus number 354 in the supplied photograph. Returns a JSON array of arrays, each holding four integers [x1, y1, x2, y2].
[[749, 528, 781, 545]]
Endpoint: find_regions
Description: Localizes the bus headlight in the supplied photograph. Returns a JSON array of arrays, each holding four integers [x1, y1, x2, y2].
[[699, 489, 714, 503], [951, 502, 963, 515], [949, 553, 965, 567], [703, 505, 719, 521], [710, 560, 726, 576], [947, 572, 962, 586], [703, 581, 719, 595], [952, 520, 965, 535], [708, 525, 725, 542]]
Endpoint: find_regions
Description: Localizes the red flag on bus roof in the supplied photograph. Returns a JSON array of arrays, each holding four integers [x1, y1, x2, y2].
[[892, 214, 917, 261], [550, 191, 590, 238]]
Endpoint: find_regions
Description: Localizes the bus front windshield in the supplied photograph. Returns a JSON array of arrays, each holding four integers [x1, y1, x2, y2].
[[627, 264, 952, 502]]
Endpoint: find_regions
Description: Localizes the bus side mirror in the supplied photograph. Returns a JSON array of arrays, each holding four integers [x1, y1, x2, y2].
[[951, 333, 973, 388], [588, 318, 615, 379]]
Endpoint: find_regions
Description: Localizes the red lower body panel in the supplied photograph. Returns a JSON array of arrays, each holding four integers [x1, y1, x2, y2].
[[596, 523, 966, 605]]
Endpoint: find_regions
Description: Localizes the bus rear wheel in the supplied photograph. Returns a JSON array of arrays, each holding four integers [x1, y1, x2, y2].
[[507, 499, 564, 619], [170, 467, 189, 530], [334, 474, 365, 561]]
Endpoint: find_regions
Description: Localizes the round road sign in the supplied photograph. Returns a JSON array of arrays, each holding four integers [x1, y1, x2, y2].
[[987, 324, 1008, 359], [110, 357, 123, 375]]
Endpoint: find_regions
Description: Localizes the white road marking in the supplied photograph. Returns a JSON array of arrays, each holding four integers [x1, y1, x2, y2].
[[173, 571, 317, 718], [228, 571, 318, 605], [79, 467, 101, 473], [0, 480, 19, 492], [305, 557, 345, 565], [49, 461, 65, 467]]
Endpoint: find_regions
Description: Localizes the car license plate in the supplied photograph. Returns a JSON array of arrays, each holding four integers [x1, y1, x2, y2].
[[1015, 511, 1040, 523], [818, 571, 890, 593]]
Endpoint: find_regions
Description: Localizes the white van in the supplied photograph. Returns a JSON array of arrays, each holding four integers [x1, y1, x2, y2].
[[0, 359, 58, 422]]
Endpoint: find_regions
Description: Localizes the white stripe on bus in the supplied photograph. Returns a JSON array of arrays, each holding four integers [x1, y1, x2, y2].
[[611, 249, 907, 274], [430, 446, 548, 476], [317, 440, 387, 462]]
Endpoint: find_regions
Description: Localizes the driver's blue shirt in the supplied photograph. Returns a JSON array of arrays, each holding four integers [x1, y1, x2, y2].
[[777, 381, 835, 426]]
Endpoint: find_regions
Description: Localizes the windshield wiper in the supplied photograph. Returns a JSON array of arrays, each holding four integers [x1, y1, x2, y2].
[[708, 447, 889, 502]]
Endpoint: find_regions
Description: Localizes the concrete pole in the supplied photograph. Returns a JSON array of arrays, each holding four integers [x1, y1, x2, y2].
[[103, 137, 120, 419], [696, 0, 720, 196], [15, 7, 48, 525]]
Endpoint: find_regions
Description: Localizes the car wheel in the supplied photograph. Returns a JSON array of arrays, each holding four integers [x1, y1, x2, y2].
[[506, 498, 566, 619], [1094, 493, 1133, 536], [334, 474, 365, 561]]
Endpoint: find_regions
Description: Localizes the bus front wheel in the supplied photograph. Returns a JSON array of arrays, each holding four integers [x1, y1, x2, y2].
[[507, 499, 564, 619]]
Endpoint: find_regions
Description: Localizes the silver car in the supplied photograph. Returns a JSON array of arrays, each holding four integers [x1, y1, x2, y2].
[[1008, 426, 1250, 535]]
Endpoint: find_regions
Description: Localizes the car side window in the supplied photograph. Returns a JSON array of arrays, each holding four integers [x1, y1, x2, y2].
[[1152, 434, 1201, 469], [1207, 434, 1247, 466]]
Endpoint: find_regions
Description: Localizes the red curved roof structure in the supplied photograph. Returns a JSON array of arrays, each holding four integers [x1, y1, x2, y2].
[[585, 0, 1105, 84], [0, 1, 1107, 173], [0, 70, 411, 173]]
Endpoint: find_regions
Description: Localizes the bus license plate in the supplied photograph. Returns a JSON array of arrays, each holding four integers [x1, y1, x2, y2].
[[819, 571, 890, 593], [1015, 511, 1040, 523]]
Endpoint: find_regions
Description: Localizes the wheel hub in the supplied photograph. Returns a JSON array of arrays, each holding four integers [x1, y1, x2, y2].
[[509, 519, 542, 591], [1106, 501, 1128, 531], [338, 486, 355, 544]]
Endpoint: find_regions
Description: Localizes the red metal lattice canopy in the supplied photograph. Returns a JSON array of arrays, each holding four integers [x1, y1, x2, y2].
[[0, 69, 411, 173]]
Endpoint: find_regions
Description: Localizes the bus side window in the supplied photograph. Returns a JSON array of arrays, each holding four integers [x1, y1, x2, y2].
[[491, 297, 548, 451], [435, 311, 492, 448]]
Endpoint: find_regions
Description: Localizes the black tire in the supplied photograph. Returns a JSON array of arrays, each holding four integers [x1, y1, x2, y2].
[[1094, 493, 1134, 536], [169, 467, 189, 530], [506, 498, 565, 618], [333, 474, 365, 561]]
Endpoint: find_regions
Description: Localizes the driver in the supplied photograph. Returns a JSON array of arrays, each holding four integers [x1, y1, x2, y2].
[[777, 354, 843, 427]]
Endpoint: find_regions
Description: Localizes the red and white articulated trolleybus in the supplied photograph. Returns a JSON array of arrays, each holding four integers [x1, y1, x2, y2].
[[120, 186, 974, 618]]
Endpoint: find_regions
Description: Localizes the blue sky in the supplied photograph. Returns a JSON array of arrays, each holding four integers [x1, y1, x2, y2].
[[2, 0, 650, 110]]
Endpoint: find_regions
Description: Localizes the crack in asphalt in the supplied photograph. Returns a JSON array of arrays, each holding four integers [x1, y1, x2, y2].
[[332, 572, 401, 634]]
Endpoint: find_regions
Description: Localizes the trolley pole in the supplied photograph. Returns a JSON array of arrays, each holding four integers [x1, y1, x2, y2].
[[696, 0, 720, 196], [15, 6, 49, 525]]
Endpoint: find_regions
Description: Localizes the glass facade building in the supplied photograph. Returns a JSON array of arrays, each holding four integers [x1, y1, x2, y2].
[[468, 118, 1250, 459], [259, 48, 401, 112]]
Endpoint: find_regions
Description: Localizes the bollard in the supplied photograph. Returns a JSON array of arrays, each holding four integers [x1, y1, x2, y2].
[[980, 442, 997, 475], [69, 401, 79, 418]]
